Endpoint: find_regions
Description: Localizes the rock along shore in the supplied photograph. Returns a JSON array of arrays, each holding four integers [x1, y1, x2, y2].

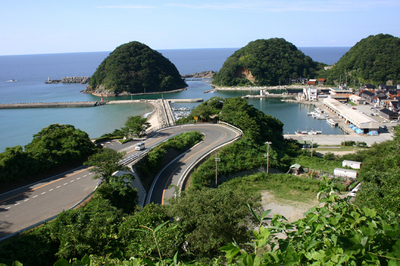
[[45, 76, 90, 84]]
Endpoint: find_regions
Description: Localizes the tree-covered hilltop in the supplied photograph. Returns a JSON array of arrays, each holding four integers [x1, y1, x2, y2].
[[212, 38, 324, 87], [319, 34, 400, 86], [87, 41, 187, 94]]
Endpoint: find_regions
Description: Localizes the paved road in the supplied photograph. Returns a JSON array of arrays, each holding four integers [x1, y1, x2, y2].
[[0, 123, 240, 239], [147, 124, 240, 205]]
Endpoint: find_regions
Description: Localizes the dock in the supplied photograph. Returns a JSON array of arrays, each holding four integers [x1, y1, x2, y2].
[[0, 99, 203, 110], [0, 101, 100, 109]]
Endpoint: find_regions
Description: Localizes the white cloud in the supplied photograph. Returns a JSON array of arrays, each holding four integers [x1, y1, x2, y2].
[[167, 0, 399, 12], [95, 5, 159, 9]]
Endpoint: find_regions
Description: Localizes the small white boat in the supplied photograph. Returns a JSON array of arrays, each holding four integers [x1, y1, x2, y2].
[[309, 130, 323, 135], [6, 79, 17, 82], [295, 130, 308, 135], [315, 107, 323, 114], [327, 118, 338, 126]]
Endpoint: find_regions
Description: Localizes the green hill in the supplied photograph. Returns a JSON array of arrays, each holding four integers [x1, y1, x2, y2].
[[87, 41, 187, 94], [319, 34, 400, 86], [212, 38, 323, 87]]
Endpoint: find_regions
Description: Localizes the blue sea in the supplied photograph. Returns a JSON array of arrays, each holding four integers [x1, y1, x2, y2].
[[0, 47, 350, 152]]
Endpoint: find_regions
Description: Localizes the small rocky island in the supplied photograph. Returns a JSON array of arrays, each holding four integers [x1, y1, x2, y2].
[[45, 77, 90, 84]]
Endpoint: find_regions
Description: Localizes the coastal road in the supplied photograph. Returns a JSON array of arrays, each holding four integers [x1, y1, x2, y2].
[[0, 123, 240, 239], [146, 124, 240, 205]]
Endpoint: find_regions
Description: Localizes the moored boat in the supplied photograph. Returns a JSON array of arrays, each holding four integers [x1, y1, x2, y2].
[[327, 118, 338, 126]]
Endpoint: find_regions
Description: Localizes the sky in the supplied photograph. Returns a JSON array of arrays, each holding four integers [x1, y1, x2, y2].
[[1, 0, 399, 55]]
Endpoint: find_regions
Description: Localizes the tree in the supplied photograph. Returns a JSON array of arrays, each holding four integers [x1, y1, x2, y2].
[[83, 147, 129, 184], [167, 185, 261, 259], [124, 115, 150, 138], [25, 124, 96, 168]]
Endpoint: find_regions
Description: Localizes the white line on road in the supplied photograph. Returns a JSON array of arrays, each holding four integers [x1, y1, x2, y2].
[[57, 186, 61, 189], [24, 199, 29, 202], [33, 195, 38, 198], [41, 192, 46, 195], [64, 183, 68, 186], [70, 180, 74, 183], [49, 189, 53, 192], [77, 177, 81, 180], [15, 202, 20, 206], [6, 206, 10, 210]]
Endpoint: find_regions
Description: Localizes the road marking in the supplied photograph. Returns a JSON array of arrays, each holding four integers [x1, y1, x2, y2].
[[79, 176, 83, 179], [56, 186, 61, 189], [6, 206, 10, 210], [41, 192, 46, 195], [0, 166, 93, 204], [24, 199, 29, 202], [70, 180, 74, 183], [64, 183, 68, 186], [33, 195, 38, 198], [49, 189, 53, 192], [161, 128, 227, 205], [15, 202, 20, 206]]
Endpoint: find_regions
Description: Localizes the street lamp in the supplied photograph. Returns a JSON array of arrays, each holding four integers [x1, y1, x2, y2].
[[265, 141, 272, 174]]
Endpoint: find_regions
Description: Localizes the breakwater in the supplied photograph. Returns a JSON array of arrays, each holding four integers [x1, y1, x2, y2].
[[45, 76, 90, 84], [0, 99, 202, 110], [0, 101, 100, 109], [242, 94, 296, 99]]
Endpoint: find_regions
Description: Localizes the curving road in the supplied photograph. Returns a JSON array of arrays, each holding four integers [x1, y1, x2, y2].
[[0, 123, 240, 239]]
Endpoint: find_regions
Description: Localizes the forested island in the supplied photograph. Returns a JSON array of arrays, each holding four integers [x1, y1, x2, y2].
[[318, 34, 400, 86], [212, 38, 324, 87], [85, 41, 187, 95]]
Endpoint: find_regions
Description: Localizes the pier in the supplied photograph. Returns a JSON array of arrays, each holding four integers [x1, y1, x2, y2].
[[241, 94, 296, 99], [0, 101, 100, 109], [0, 99, 203, 110]]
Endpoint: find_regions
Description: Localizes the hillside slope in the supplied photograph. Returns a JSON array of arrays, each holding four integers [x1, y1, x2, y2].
[[212, 38, 323, 86], [319, 34, 400, 85], [87, 41, 187, 94]]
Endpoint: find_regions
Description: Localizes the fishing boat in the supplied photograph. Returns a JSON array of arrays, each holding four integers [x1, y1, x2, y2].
[[308, 129, 322, 135], [294, 129, 308, 135], [327, 118, 338, 126]]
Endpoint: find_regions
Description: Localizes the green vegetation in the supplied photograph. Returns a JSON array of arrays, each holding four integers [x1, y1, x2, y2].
[[223, 181, 400, 266], [123, 115, 150, 138], [88, 41, 187, 94], [318, 34, 400, 85], [2, 99, 400, 265], [0, 124, 96, 183], [135, 131, 203, 191], [212, 38, 324, 87], [83, 147, 129, 184]]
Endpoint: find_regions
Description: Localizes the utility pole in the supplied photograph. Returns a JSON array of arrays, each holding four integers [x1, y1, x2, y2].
[[265, 141, 272, 174], [215, 153, 221, 186]]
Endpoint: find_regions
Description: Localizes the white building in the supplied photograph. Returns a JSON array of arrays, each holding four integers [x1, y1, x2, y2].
[[303, 87, 318, 101], [334, 168, 358, 179], [342, 160, 362, 169], [323, 98, 379, 133]]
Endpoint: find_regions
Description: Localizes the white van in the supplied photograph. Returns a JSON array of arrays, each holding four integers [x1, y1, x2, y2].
[[135, 142, 145, 151]]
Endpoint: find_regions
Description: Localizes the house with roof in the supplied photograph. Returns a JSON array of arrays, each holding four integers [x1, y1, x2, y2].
[[379, 108, 399, 121], [318, 78, 325, 85], [364, 84, 376, 90], [308, 79, 316, 85], [342, 160, 362, 169], [361, 90, 376, 102], [334, 168, 357, 179]]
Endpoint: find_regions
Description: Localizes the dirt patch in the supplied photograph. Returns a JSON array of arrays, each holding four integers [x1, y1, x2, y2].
[[261, 190, 318, 222]]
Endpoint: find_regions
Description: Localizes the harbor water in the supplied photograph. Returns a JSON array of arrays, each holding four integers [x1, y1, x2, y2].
[[0, 47, 349, 152]]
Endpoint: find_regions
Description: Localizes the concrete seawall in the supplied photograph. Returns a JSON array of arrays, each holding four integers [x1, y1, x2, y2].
[[0, 101, 99, 109], [0, 98, 203, 110]]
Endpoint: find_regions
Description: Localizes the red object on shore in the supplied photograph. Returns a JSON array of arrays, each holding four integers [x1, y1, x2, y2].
[[101, 94, 103, 101]]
